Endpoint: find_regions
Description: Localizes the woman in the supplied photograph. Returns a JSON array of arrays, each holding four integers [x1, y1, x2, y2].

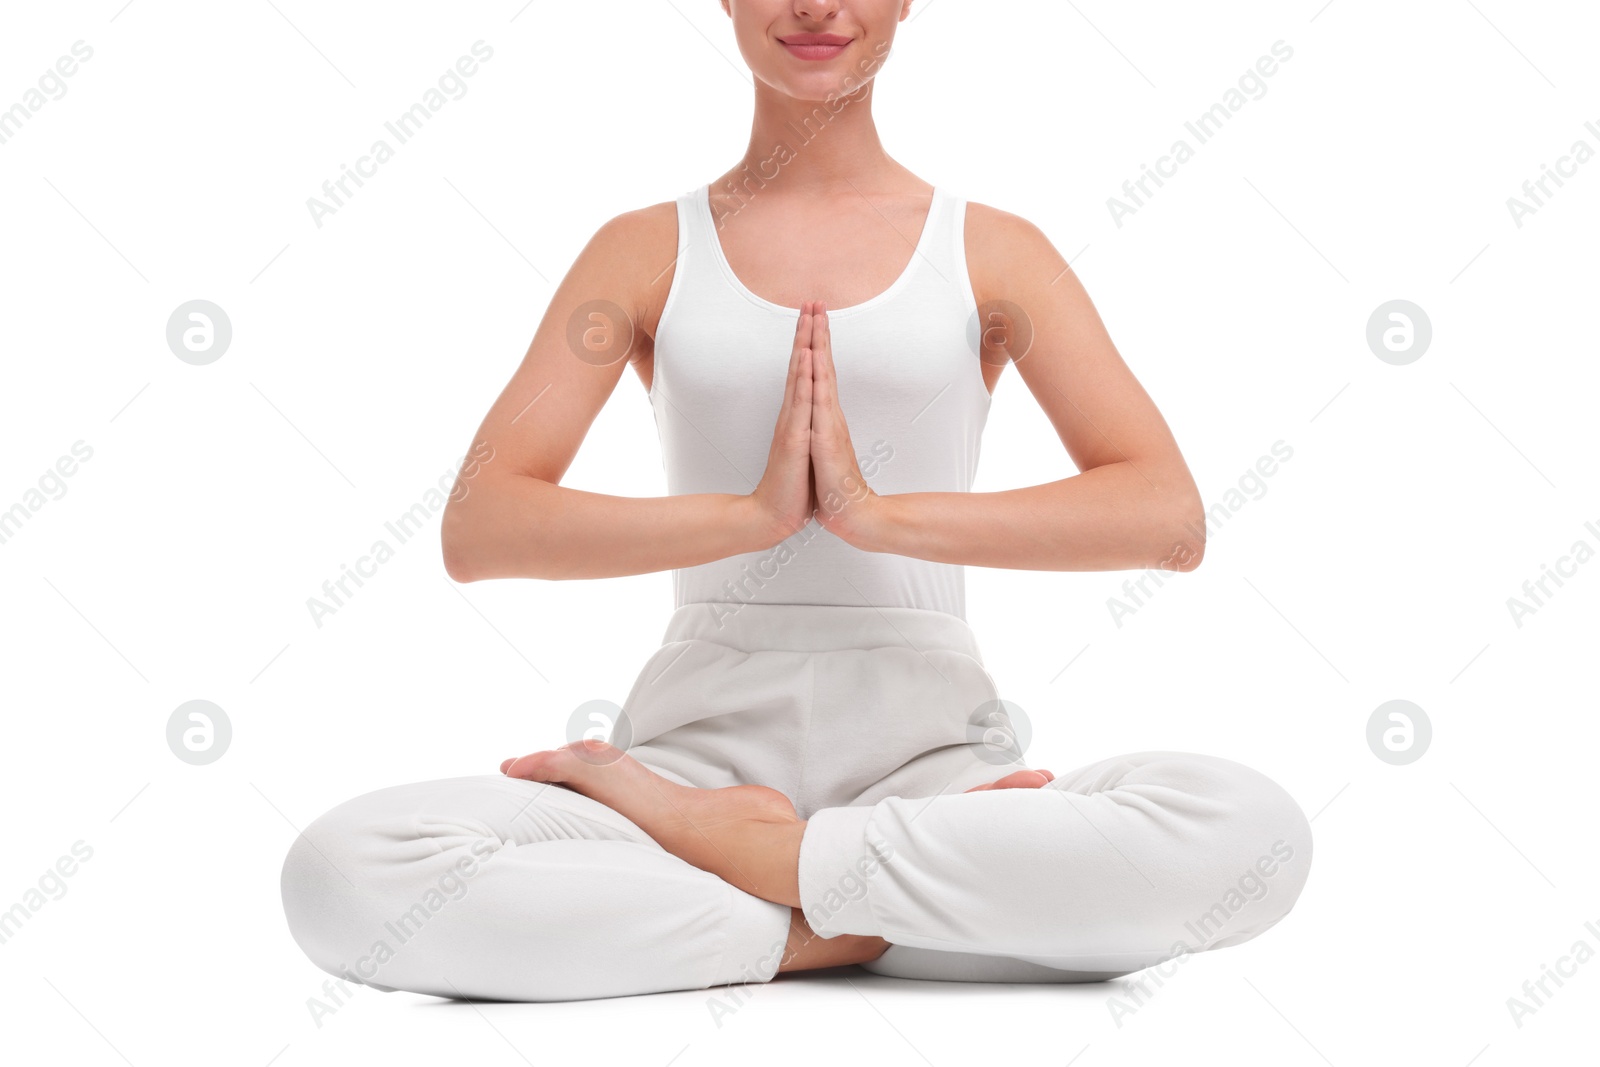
[[281, 0, 1311, 1002]]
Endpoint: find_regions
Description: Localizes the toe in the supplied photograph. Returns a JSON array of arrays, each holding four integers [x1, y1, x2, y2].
[[967, 769, 1053, 792], [504, 751, 551, 780]]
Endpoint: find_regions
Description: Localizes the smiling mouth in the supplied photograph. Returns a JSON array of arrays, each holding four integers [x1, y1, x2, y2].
[[779, 34, 853, 61]]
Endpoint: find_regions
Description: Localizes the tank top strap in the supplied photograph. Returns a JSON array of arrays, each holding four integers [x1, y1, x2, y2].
[[671, 184, 709, 277], [918, 185, 969, 303]]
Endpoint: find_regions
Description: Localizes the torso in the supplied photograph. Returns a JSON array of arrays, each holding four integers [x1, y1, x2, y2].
[[641, 177, 994, 619]]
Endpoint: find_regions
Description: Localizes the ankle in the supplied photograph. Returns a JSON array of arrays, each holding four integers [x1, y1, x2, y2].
[[776, 909, 890, 972]]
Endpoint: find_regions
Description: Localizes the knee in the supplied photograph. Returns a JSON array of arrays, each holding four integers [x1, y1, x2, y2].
[[279, 795, 394, 987], [1171, 753, 1313, 931], [1117, 752, 1313, 930]]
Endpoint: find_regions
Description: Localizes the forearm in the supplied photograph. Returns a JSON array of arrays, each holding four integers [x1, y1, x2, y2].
[[859, 461, 1204, 572], [443, 476, 778, 582]]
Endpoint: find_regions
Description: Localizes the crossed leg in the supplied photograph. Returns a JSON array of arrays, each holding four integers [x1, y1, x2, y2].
[[502, 744, 1312, 979], [497, 746, 1058, 971], [281, 748, 1309, 1001], [280, 773, 801, 1001]]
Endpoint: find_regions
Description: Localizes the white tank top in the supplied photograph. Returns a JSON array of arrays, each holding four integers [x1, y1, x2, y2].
[[650, 183, 992, 619]]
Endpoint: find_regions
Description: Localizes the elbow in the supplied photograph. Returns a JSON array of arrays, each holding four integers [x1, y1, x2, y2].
[[440, 502, 483, 584], [1156, 490, 1205, 573]]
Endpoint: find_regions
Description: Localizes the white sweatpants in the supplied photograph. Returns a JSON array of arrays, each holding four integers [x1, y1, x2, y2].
[[280, 602, 1312, 1001]]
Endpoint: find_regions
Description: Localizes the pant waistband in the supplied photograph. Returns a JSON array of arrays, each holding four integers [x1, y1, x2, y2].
[[661, 601, 983, 659]]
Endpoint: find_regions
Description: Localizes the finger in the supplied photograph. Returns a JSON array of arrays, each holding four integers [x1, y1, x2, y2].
[[795, 347, 813, 418], [810, 307, 833, 430], [810, 307, 844, 457], [785, 304, 816, 432], [814, 301, 831, 368], [811, 302, 833, 398], [780, 301, 813, 414], [816, 305, 852, 442], [790, 298, 812, 346]]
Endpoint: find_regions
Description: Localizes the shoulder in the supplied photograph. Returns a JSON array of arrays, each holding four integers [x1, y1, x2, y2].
[[569, 197, 682, 338], [591, 198, 679, 253], [580, 197, 679, 272], [960, 200, 1071, 301]]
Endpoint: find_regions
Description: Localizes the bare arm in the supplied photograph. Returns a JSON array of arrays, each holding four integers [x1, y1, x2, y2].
[[817, 204, 1205, 573], [441, 205, 807, 583]]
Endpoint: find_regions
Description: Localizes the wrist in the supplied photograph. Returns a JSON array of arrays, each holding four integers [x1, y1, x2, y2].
[[829, 489, 895, 553], [735, 493, 796, 552], [859, 491, 896, 553]]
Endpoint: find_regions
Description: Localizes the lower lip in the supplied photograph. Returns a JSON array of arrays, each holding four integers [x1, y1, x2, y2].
[[782, 41, 849, 61]]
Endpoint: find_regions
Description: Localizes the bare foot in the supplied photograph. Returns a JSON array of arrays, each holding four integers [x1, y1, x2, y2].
[[964, 768, 1055, 792], [501, 741, 807, 907], [777, 908, 889, 973]]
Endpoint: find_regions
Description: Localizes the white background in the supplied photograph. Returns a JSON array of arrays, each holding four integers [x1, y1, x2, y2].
[[2, 1, 1596, 1064]]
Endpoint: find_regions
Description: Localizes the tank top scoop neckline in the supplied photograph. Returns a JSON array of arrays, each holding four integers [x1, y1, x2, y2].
[[694, 184, 948, 318]]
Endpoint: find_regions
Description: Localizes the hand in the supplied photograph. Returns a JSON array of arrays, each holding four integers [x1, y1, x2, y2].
[[808, 302, 885, 547], [748, 301, 820, 545]]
